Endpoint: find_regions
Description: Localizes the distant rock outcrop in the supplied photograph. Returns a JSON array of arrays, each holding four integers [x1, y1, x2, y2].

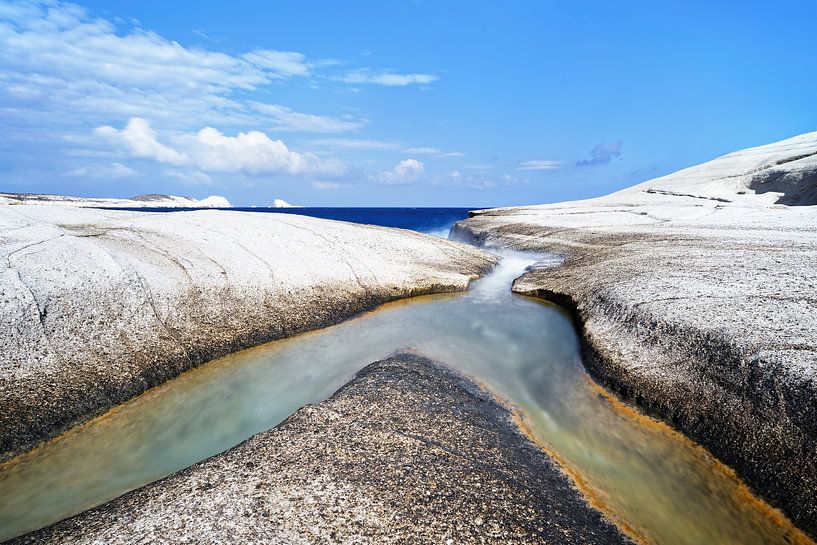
[[196, 195, 231, 208], [0, 192, 232, 208], [272, 198, 299, 208]]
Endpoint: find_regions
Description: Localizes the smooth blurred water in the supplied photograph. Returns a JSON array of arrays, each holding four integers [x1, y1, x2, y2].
[[0, 252, 809, 544]]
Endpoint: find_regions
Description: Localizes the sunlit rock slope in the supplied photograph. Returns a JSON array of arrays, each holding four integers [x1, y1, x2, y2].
[[0, 204, 496, 458], [0, 192, 231, 208], [452, 131, 817, 536]]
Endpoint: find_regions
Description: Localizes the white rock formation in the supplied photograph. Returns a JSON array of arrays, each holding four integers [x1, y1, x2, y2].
[[272, 198, 299, 208], [0, 193, 232, 208], [480, 131, 817, 231], [187, 195, 231, 208], [624, 130, 817, 205], [453, 130, 817, 535], [0, 204, 496, 456]]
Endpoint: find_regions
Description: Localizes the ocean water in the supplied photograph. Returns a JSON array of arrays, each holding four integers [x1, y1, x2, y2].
[[106, 207, 474, 237]]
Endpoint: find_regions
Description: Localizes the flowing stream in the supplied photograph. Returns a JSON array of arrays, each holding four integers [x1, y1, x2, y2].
[[0, 251, 809, 544]]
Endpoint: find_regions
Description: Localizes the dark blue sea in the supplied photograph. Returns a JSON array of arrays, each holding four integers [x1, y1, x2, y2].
[[108, 207, 474, 237]]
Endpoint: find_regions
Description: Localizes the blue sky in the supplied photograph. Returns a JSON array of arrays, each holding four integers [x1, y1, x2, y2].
[[1, 1, 816, 207]]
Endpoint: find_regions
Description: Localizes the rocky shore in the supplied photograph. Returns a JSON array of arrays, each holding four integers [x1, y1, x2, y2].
[[0, 192, 231, 208], [9, 354, 632, 545], [0, 204, 497, 459], [452, 131, 817, 536]]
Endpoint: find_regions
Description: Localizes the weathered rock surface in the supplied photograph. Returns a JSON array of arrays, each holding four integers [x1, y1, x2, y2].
[[0, 204, 496, 459], [452, 131, 817, 536], [0, 191, 231, 208], [10, 354, 632, 545]]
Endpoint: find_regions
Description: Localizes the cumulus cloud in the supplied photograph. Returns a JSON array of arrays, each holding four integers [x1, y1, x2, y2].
[[96, 117, 347, 178], [577, 141, 623, 166], [95, 118, 187, 165], [342, 70, 438, 86], [68, 162, 137, 178], [0, 2, 442, 189], [187, 127, 346, 176], [374, 159, 425, 185], [516, 160, 565, 171]]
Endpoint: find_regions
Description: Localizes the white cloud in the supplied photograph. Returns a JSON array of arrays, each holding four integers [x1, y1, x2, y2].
[[374, 159, 425, 185], [342, 70, 438, 87], [516, 160, 566, 171], [311, 180, 344, 190], [95, 118, 187, 165], [0, 3, 269, 126], [190, 28, 210, 40], [249, 103, 365, 133], [96, 117, 348, 178], [434, 170, 498, 190], [310, 138, 399, 151], [402, 147, 463, 157], [242, 50, 310, 77], [164, 169, 213, 186], [0, 2, 444, 190], [310, 141, 463, 157], [0, 1, 421, 137], [68, 162, 137, 178], [403, 147, 441, 155], [187, 127, 346, 176], [369, 161, 511, 189]]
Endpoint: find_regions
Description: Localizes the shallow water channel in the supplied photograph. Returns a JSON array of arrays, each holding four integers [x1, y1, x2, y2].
[[0, 252, 809, 544]]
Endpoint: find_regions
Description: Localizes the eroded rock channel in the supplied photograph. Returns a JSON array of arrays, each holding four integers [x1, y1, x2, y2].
[[9, 354, 632, 545], [0, 252, 810, 544]]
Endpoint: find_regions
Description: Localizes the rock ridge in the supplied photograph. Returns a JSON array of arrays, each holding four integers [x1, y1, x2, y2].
[[451, 130, 817, 536], [8, 353, 633, 545], [0, 205, 497, 459]]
